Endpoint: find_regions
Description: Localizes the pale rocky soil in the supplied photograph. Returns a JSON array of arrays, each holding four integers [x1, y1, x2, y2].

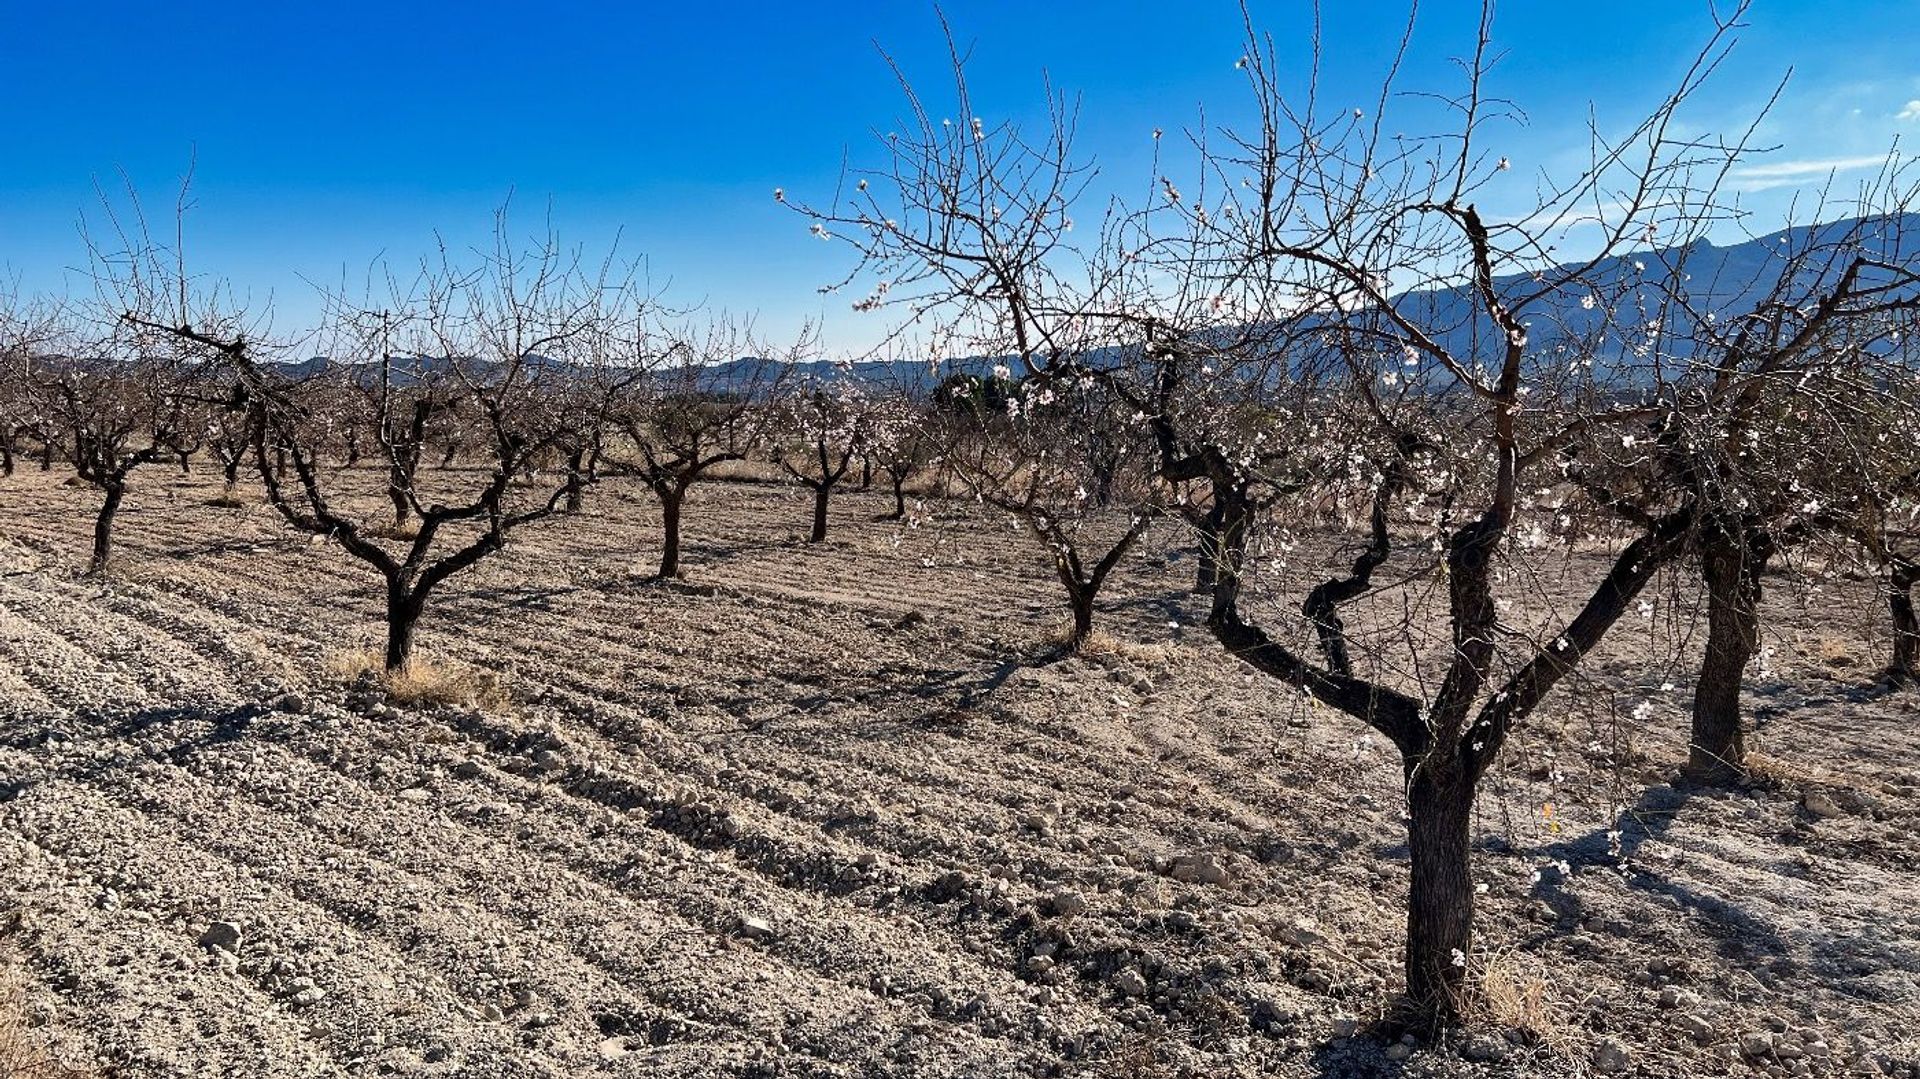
[[0, 465, 1917, 1078]]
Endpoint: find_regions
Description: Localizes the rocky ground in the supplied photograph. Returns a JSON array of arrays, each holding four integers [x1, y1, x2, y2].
[[0, 466, 1916, 1078]]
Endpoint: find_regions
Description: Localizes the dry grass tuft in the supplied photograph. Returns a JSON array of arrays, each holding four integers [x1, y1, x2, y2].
[[0, 956, 95, 1079], [1805, 634, 1862, 670], [1478, 949, 1573, 1053], [328, 649, 509, 710], [1046, 624, 1176, 666], [1741, 750, 1841, 792], [371, 519, 422, 541]]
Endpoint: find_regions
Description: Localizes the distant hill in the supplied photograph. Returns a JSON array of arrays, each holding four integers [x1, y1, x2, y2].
[[260, 214, 1917, 394]]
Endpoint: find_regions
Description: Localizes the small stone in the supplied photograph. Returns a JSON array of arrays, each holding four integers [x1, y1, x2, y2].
[[198, 921, 243, 954], [290, 987, 326, 1007], [738, 916, 775, 942], [1463, 1035, 1510, 1062], [526, 1011, 557, 1028], [598, 1036, 630, 1061], [1112, 968, 1147, 997], [534, 749, 567, 773], [398, 787, 431, 803], [1384, 1043, 1411, 1061], [1169, 854, 1230, 886], [1331, 1018, 1359, 1039], [1048, 890, 1088, 917], [272, 693, 310, 715], [1593, 1037, 1631, 1074], [481, 1004, 505, 1022], [1741, 1031, 1776, 1058], [1678, 1013, 1716, 1044], [1658, 986, 1700, 1009], [1801, 790, 1845, 819]]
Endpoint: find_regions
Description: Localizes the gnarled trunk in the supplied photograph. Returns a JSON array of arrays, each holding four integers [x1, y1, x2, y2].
[[388, 463, 412, 528], [659, 489, 685, 579], [1890, 555, 1918, 684], [1191, 501, 1226, 595], [563, 447, 588, 514], [809, 483, 830, 543], [89, 481, 126, 573], [1066, 587, 1095, 648], [887, 472, 908, 520], [1688, 526, 1771, 783], [1404, 759, 1476, 1022], [384, 578, 427, 673]]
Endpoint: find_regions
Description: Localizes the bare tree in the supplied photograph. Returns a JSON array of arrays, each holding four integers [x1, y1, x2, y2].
[[118, 211, 641, 673], [605, 322, 781, 578], [17, 311, 207, 572], [939, 368, 1160, 648]]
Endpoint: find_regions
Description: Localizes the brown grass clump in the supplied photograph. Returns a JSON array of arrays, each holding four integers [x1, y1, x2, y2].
[[1741, 750, 1841, 792], [1478, 950, 1573, 1054], [371, 519, 422, 541], [1046, 625, 1176, 666], [0, 956, 94, 1079], [1805, 634, 1862, 670], [327, 649, 509, 710]]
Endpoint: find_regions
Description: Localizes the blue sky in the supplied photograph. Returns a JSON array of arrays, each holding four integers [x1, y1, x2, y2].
[[2, 1, 1916, 354]]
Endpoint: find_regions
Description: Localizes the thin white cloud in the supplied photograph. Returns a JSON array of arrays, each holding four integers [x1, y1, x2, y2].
[[1732, 154, 1893, 180], [1899, 99, 1920, 122]]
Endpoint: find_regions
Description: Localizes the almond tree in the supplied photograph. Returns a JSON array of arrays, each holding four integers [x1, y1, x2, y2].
[[605, 323, 782, 577], [869, 388, 934, 521], [1622, 202, 1920, 779], [120, 215, 640, 672], [18, 312, 208, 572], [769, 375, 876, 543], [796, 2, 1785, 1021], [940, 369, 1159, 648]]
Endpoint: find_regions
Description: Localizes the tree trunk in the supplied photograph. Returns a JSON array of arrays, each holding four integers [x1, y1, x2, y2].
[[40, 435, 54, 470], [1, 433, 14, 477], [1688, 528, 1770, 783], [860, 455, 873, 490], [274, 446, 288, 480], [1193, 502, 1225, 595], [563, 448, 588, 514], [176, 450, 192, 474], [659, 490, 684, 579], [223, 457, 242, 486], [89, 481, 125, 573], [388, 464, 412, 528], [887, 474, 907, 520], [1067, 587, 1095, 648], [1403, 761, 1476, 1022], [384, 580, 425, 673], [809, 484, 830, 543], [1890, 555, 1919, 684]]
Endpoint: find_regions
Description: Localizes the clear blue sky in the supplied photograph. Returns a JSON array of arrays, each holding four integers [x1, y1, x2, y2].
[[2, 1, 1916, 354]]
